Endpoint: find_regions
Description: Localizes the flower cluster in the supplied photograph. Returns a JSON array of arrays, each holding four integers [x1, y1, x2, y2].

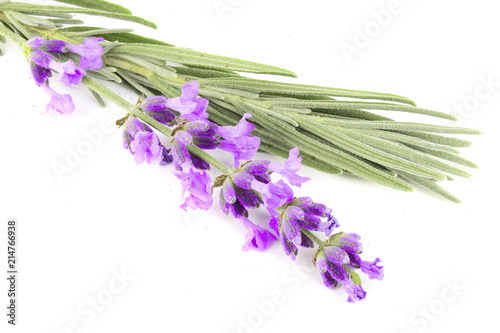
[[313, 232, 384, 303], [120, 80, 383, 302], [23, 36, 104, 116]]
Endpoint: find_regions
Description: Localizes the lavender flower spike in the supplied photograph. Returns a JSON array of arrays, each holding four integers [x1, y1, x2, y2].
[[313, 232, 384, 303]]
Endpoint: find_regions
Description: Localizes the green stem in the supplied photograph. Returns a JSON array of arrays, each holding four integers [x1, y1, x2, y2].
[[300, 228, 324, 247], [82, 76, 233, 175]]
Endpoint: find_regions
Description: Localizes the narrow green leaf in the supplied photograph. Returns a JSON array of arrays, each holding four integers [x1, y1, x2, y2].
[[406, 145, 479, 169], [53, 0, 133, 14], [296, 115, 447, 181], [65, 28, 134, 37], [336, 127, 472, 178], [396, 171, 461, 203], [8, 10, 56, 29], [314, 117, 481, 134], [110, 44, 297, 77], [88, 88, 106, 107], [200, 77, 417, 105], [0, 3, 157, 28], [272, 100, 458, 121], [116, 68, 154, 96], [351, 128, 460, 154], [173, 66, 240, 78], [395, 131, 474, 148], [48, 18, 84, 25]]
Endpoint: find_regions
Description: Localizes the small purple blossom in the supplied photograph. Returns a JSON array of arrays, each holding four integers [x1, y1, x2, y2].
[[27, 36, 105, 70], [159, 147, 174, 165], [29, 49, 86, 88], [41, 84, 75, 116], [268, 147, 311, 186], [170, 120, 219, 172], [164, 81, 209, 121], [239, 217, 277, 251], [141, 96, 176, 125], [174, 168, 213, 211], [314, 232, 383, 303], [130, 131, 162, 164], [122, 117, 162, 165], [67, 37, 105, 70], [218, 113, 260, 167], [30, 62, 52, 87]]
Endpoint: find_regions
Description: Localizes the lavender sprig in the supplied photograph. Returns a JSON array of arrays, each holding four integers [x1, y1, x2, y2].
[[0, 0, 481, 202]]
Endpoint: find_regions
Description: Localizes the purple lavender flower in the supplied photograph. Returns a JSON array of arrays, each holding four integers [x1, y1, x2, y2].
[[141, 96, 176, 125], [66, 37, 105, 70], [29, 50, 86, 88], [122, 117, 162, 164], [276, 196, 339, 260], [159, 147, 174, 165], [239, 217, 277, 251], [164, 81, 209, 121], [313, 232, 384, 303], [170, 120, 220, 172], [28, 36, 105, 70], [40, 84, 75, 116], [174, 168, 213, 211], [218, 161, 271, 218], [217, 113, 260, 167], [268, 147, 311, 187], [130, 131, 162, 164], [30, 62, 52, 87]]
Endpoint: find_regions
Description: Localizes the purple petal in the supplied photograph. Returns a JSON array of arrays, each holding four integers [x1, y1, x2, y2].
[[174, 131, 193, 146], [281, 216, 302, 246], [175, 169, 213, 211], [68, 37, 104, 70], [29, 49, 52, 68], [231, 172, 255, 189], [42, 40, 68, 54], [343, 280, 367, 303], [41, 85, 75, 116], [323, 246, 350, 266], [26, 36, 45, 49], [360, 258, 384, 281], [285, 206, 305, 220], [222, 181, 236, 204], [30, 62, 52, 86], [268, 147, 311, 187], [240, 217, 277, 252], [130, 131, 162, 164]]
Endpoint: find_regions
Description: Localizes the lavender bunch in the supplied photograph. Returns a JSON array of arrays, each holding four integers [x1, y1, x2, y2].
[[6, 29, 383, 300], [0, 0, 481, 203]]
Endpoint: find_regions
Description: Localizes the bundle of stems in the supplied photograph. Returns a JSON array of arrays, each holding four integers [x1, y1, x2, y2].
[[0, 0, 480, 202]]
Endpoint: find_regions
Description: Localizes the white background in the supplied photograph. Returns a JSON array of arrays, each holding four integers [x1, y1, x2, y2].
[[1, 0, 499, 332]]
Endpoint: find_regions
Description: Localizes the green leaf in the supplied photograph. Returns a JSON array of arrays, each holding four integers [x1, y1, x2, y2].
[[53, 0, 133, 14], [396, 171, 461, 203], [88, 88, 106, 107], [0, 3, 157, 28], [200, 77, 416, 105], [109, 44, 297, 77]]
